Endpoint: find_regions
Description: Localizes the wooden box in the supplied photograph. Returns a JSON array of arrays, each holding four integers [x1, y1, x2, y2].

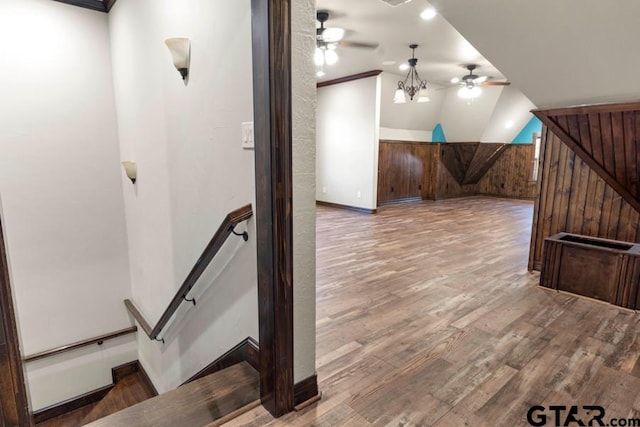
[[540, 232, 640, 309]]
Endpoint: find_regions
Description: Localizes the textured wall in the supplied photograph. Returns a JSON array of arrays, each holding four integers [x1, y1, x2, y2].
[[292, 0, 317, 384]]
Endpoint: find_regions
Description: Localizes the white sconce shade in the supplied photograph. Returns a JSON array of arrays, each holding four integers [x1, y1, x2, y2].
[[394, 88, 407, 104], [121, 161, 137, 184], [417, 86, 430, 103], [165, 38, 191, 80]]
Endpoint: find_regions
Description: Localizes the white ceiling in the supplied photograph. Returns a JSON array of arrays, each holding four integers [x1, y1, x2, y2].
[[315, 0, 507, 86], [430, 0, 640, 108]]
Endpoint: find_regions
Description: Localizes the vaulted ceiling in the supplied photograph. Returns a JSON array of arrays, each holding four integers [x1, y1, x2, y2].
[[430, 0, 640, 108], [315, 0, 507, 86]]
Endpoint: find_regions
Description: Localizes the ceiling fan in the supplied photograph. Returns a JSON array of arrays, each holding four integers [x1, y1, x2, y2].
[[457, 64, 511, 87], [315, 11, 379, 73], [455, 64, 510, 100]]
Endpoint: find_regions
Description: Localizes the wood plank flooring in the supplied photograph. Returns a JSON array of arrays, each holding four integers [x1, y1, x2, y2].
[[228, 197, 640, 427], [37, 371, 156, 427], [84, 362, 259, 427]]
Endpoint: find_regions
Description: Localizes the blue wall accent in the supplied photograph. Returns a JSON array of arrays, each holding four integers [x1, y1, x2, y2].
[[432, 123, 447, 143], [512, 116, 543, 144]]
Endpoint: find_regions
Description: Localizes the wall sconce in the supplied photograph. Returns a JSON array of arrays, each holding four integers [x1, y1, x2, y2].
[[121, 161, 137, 184], [165, 38, 191, 81]]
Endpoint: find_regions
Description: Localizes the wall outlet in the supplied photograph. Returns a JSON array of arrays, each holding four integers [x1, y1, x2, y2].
[[241, 121, 254, 149], [357, 190, 361, 198], [322, 186, 327, 194]]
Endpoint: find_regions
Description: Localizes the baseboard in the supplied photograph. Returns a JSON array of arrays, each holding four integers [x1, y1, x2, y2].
[[434, 193, 478, 200], [316, 200, 377, 214], [293, 374, 320, 409], [477, 193, 536, 201], [33, 360, 157, 424], [136, 361, 159, 396], [33, 384, 112, 424], [182, 337, 260, 385], [378, 197, 423, 206]]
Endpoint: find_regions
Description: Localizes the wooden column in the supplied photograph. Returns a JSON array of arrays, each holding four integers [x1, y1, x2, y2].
[[251, 0, 294, 417], [0, 215, 32, 426]]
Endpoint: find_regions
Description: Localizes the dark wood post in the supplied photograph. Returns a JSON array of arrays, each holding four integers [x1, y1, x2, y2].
[[251, 0, 295, 418]]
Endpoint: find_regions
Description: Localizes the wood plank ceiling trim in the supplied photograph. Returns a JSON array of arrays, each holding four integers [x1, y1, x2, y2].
[[533, 102, 640, 215], [317, 70, 383, 88]]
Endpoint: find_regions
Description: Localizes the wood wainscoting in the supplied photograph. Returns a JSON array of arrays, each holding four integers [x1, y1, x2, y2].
[[377, 141, 438, 204], [377, 140, 536, 205], [477, 144, 537, 200]]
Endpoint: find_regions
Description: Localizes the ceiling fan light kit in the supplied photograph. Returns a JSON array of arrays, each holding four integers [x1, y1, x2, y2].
[[315, 11, 379, 78], [394, 44, 430, 104], [455, 64, 511, 101]]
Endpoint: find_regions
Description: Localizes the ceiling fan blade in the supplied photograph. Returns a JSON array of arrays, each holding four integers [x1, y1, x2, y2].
[[338, 40, 379, 49], [481, 81, 511, 86]]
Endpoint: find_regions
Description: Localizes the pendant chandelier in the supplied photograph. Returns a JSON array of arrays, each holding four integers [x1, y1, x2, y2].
[[394, 44, 430, 104]]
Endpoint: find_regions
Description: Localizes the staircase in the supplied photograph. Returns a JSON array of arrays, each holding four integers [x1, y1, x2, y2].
[[37, 362, 259, 427]]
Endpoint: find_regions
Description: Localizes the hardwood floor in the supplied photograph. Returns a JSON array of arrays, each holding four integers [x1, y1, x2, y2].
[[228, 196, 640, 426], [85, 362, 259, 426], [37, 371, 156, 427]]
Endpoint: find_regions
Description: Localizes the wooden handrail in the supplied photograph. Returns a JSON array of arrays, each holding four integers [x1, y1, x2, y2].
[[23, 326, 138, 363], [125, 204, 253, 342]]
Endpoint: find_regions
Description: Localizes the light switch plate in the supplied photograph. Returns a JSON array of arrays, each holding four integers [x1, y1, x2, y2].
[[242, 121, 254, 149]]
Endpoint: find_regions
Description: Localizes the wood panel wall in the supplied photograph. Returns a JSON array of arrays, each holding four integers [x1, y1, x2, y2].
[[378, 141, 536, 204], [436, 151, 478, 199], [529, 126, 640, 270], [377, 141, 438, 204], [478, 145, 537, 199], [534, 103, 640, 215]]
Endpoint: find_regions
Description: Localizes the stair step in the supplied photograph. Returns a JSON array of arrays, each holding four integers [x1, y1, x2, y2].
[[83, 362, 259, 427]]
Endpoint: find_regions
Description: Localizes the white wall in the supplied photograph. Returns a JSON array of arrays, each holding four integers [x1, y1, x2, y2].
[[432, 0, 640, 108], [380, 72, 445, 133], [317, 76, 381, 210], [108, 0, 258, 392], [292, 0, 317, 383], [437, 85, 504, 141], [0, 0, 133, 410], [379, 127, 432, 142], [481, 86, 537, 143]]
